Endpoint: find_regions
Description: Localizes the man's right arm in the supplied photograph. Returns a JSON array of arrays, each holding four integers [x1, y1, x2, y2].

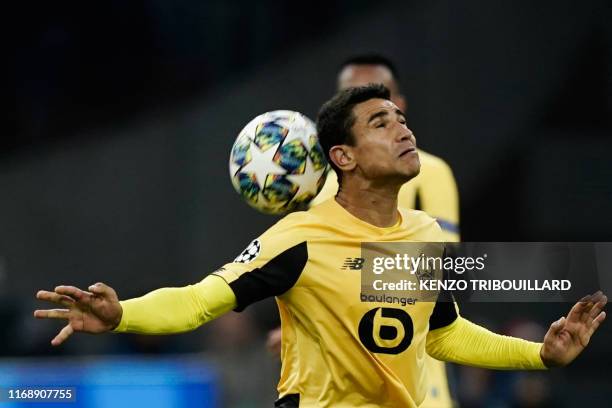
[[36, 211, 309, 345], [34, 274, 237, 345], [115, 211, 309, 333], [113, 274, 236, 334]]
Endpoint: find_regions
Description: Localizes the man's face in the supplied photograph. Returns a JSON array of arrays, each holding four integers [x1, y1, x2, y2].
[[347, 98, 419, 182], [338, 64, 406, 112]]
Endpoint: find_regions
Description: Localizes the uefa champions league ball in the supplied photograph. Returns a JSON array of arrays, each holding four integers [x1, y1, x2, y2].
[[229, 110, 329, 214]]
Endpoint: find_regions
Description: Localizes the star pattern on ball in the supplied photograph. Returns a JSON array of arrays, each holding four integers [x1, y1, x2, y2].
[[281, 119, 312, 147], [229, 161, 241, 180], [229, 110, 328, 214], [286, 155, 327, 199], [239, 141, 286, 189]]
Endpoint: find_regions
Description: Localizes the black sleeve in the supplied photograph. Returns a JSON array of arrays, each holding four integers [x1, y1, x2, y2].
[[229, 241, 308, 311], [429, 256, 459, 330], [428, 286, 458, 330]]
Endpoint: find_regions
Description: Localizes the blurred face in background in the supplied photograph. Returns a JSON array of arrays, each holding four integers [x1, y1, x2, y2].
[[337, 64, 407, 113]]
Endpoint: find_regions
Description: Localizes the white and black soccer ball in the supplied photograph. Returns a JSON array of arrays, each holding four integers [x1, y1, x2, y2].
[[234, 239, 261, 264], [229, 110, 329, 214]]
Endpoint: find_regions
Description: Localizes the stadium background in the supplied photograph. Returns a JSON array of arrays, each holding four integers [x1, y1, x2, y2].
[[3, 0, 611, 406]]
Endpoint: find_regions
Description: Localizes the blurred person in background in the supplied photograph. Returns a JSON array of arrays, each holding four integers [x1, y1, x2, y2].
[[314, 54, 460, 241], [35, 85, 607, 408], [267, 54, 460, 407]]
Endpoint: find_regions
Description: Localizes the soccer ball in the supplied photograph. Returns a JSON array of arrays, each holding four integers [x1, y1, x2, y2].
[[229, 110, 329, 214]]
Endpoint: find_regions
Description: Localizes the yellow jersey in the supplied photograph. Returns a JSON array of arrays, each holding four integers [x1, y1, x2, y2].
[[214, 199, 451, 407], [312, 149, 460, 243], [311, 149, 459, 406], [117, 202, 544, 407]]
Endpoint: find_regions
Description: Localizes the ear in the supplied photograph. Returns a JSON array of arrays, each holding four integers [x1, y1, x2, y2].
[[329, 145, 356, 172]]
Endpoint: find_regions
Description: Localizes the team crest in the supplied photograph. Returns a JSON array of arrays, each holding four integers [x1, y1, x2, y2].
[[234, 239, 261, 264]]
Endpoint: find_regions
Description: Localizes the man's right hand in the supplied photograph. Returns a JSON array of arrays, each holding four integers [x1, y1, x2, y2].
[[34, 282, 123, 346]]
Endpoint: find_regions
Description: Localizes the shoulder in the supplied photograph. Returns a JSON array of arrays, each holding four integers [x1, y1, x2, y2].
[[261, 207, 326, 242], [274, 207, 320, 229], [310, 170, 338, 206], [399, 207, 445, 240], [400, 207, 439, 226], [259, 211, 308, 243], [418, 149, 454, 174], [216, 211, 314, 311], [216, 211, 315, 296]]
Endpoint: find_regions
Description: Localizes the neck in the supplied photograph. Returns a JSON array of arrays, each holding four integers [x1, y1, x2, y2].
[[334, 176, 402, 228]]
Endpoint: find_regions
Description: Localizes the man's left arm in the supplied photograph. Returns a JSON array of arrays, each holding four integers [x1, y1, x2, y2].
[[426, 291, 607, 369]]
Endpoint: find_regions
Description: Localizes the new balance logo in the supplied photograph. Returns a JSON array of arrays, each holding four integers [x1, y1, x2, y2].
[[342, 257, 365, 270]]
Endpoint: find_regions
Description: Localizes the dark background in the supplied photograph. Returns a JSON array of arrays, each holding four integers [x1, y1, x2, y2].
[[3, 0, 611, 406]]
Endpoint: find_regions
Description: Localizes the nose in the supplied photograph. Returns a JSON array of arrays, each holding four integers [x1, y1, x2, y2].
[[396, 127, 415, 144]]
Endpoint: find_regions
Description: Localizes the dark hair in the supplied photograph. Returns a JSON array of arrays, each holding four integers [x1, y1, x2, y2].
[[316, 84, 391, 181], [339, 54, 400, 82]]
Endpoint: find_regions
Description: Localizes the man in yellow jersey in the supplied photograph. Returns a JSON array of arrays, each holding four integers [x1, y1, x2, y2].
[[268, 54, 460, 407], [35, 85, 606, 408], [313, 55, 459, 242]]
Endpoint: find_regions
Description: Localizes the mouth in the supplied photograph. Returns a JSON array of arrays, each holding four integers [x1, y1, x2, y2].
[[398, 147, 417, 158]]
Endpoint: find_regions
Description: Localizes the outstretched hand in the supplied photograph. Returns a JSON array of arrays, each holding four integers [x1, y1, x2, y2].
[[34, 283, 123, 346], [540, 291, 607, 367]]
